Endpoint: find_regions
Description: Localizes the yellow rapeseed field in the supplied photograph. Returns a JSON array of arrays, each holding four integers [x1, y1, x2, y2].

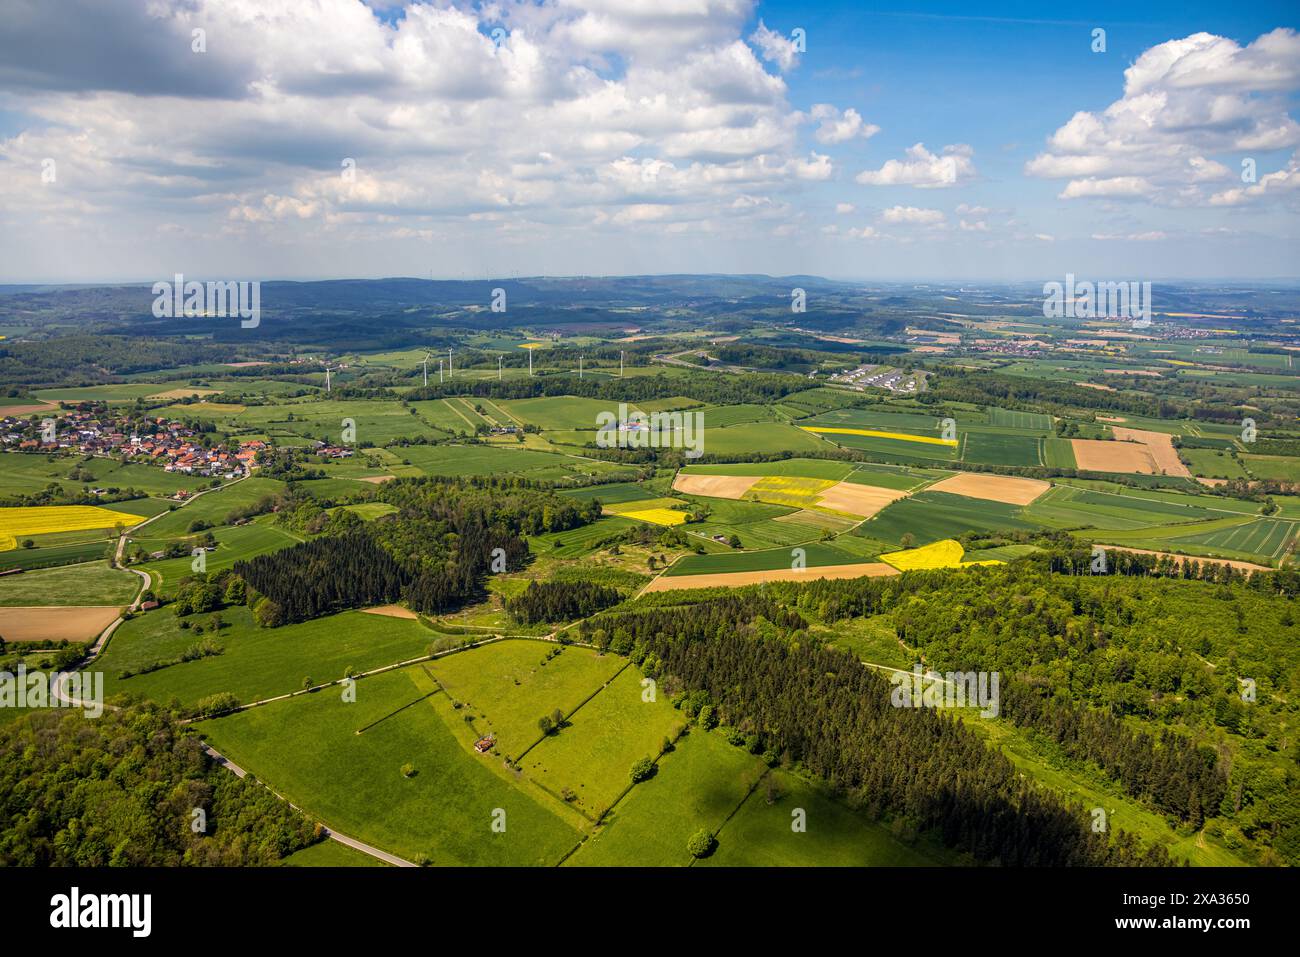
[[879, 538, 1004, 571], [799, 426, 958, 447], [0, 505, 143, 551], [619, 507, 689, 526]]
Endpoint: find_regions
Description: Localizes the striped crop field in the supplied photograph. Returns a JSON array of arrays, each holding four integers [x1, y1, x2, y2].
[[798, 426, 957, 447]]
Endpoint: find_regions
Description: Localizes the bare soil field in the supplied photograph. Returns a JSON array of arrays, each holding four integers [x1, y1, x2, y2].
[[1076, 382, 1115, 391], [1111, 427, 1193, 478], [2, 606, 120, 642], [360, 475, 397, 484], [926, 472, 1051, 506], [1071, 439, 1157, 474], [1096, 414, 1127, 422], [1196, 477, 1228, 488], [644, 562, 899, 592], [1095, 545, 1271, 574], [0, 400, 58, 415], [671, 473, 761, 499], [360, 604, 418, 619], [816, 481, 910, 517]]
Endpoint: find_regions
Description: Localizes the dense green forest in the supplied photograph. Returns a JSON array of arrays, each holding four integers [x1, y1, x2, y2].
[[235, 476, 601, 623], [0, 704, 319, 866], [629, 561, 1300, 868], [580, 593, 1170, 866]]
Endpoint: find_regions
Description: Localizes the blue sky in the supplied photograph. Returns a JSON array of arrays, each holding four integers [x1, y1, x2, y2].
[[0, 0, 1296, 282]]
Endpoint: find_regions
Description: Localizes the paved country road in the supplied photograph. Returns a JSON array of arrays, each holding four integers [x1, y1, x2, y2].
[[49, 475, 416, 869], [201, 745, 415, 867]]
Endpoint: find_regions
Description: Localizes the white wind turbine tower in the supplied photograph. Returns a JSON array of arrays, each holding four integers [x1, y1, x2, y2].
[[422, 353, 432, 387], [323, 361, 334, 393]]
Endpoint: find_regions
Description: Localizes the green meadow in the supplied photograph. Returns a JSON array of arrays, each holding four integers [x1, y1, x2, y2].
[[100, 607, 437, 707], [0, 560, 139, 606], [197, 666, 580, 865]]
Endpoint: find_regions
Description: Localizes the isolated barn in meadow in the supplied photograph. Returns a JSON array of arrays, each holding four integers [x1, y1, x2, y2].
[[473, 735, 495, 754]]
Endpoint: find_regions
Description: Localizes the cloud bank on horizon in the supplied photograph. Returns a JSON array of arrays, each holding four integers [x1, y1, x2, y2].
[[0, 0, 1296, 281]]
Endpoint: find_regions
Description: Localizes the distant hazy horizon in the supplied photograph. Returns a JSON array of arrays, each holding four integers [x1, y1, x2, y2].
[[1, 1, 1297, 282]]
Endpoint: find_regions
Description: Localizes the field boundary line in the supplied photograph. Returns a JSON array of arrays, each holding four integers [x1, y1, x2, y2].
[[354, 688, 443, 735], [688, 764, 773, 868], [513, 658, 631, 765]]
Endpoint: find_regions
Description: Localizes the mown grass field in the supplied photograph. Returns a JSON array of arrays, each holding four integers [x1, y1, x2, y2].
[[567, 725, 766, 865], [702, 769, 953, 866], [232, 399, 444, 446], [1180, 447, 1248, 479], [130, 478, 286, 540], [1242, 454, 1300, 481], [197, 666, 581, 865], [0, 561, 139, 606], [523, 666, 687, 821], [99, 607, 437, 707], [498, 395, 635, 431], [426, 640, 625, 760], [281, 840, 389, 867]]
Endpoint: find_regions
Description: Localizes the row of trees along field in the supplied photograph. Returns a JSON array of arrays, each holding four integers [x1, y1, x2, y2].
[[234, 476, 599, 624]]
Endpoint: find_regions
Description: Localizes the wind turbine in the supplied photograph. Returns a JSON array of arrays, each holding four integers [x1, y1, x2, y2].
[[422, 353, 430, 387], [498, 356, 503, 380], [620, 350, 624, 378], [579, 355, 583, 379], [323, 362, 334, 393], [447, 347, 453, 380]]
